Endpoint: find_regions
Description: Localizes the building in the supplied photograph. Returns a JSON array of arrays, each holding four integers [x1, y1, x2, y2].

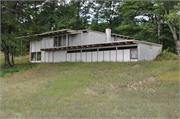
[[27, 28, 162, 63]]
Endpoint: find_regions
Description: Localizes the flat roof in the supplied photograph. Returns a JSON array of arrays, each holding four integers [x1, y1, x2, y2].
[[40, 40, 162, 51]]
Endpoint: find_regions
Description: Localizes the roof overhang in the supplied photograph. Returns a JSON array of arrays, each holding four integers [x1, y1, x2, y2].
[[18, 29, 81, 39], [40, 40, 162, 51], [18, 29, 141, 41], [41, 40, 136, 51], [111, 33, 141, 40]]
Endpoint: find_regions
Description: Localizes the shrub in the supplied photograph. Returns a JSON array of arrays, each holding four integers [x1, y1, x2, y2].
[[0, 63, 38, 77], [155, 48, 179, 61]]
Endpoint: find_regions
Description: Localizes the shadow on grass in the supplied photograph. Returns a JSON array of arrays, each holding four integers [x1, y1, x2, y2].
[[0, 52, 38, 77], [1, 63, 38, 77]]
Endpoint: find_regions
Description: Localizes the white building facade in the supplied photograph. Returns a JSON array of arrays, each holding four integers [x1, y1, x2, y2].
[[29, 29, 162, 63]]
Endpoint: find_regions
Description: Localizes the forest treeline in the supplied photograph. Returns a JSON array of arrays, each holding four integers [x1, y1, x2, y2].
[[1, 0, 179, 67]]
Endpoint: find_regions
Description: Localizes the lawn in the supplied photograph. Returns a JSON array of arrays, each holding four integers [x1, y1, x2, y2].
[[0, 52, 179, 118]]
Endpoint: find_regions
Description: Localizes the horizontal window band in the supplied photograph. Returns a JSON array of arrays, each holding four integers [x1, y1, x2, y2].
[[118, 46, 137, 49], [99, 47, 116, 51], [67, 50, 81, 53]]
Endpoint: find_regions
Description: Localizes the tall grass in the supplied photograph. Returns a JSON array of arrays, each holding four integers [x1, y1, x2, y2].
[[0, 52, 179, 118], [0, 52, 37, 77]]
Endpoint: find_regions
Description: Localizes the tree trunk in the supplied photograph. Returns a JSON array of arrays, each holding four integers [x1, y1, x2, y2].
[[157, 15, 161, 44], [162, 24, 165, 50], [4, 51, 12, 67], [11, 53, 14, 67], [164, 2, 180, 58], [168, 22, 180, 57]]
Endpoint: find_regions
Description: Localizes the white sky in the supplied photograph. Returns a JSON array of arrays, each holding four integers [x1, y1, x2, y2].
[[135, 16, 149, 21]]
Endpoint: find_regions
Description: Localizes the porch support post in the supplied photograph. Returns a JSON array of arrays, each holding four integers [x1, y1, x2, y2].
[[29, 41, 32, 62], [66, 34, 68, 46]]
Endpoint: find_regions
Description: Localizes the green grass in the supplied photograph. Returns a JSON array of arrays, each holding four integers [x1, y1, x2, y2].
[[0, 53, 37, 77], [0, 52, 179, 118]]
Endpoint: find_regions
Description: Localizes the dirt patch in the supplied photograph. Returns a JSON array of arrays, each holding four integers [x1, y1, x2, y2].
[[85, 83, 119, 95], [127, 77, 157, 91], [105, 83, 119, 95], [85, 77, 157, 94], [0, 112, 7, 115], [64, 71, 68, 74], [147, 77, 156, 83], [84, 88, 98, 95], [132, 64, 140, 67]]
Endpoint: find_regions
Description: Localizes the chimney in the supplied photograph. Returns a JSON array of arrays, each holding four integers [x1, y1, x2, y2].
[[106, 28, 111, 42]]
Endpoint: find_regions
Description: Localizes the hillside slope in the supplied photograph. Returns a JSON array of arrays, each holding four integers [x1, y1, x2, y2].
[[0, 55, 179, 118]]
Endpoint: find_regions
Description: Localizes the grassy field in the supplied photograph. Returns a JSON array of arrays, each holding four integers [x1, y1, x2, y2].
[[0, 52, 179, 118]]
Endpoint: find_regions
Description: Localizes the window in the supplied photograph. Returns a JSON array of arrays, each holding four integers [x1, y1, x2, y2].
[[37, 52, 41, 60], [82, 49, 97, 52], [130, 49, 138, 59], [31, 52, 36, 61], [99, 47, 116, 51], [67, 50, 81, 53], [63, 35, 66, 46], [118, 46, 137, 50], [58, 36, 61, 46], [54, 35, 66, 47], [54, 37, 57, 47], [31, 52, 41, 61], [68, 35, 69, 46]]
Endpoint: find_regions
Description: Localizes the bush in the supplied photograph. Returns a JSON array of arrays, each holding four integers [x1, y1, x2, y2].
[[0, 63, 37, 77], [155, 48, 179, 61]]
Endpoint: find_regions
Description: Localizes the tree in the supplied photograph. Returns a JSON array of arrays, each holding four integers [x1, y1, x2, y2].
[[1, 1, 39, 67], [115, 1, 178, 53], [162, 1, 179, 56]]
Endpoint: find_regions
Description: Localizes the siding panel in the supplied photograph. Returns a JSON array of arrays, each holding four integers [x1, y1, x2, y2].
[[92, 52, 97, 62], [76, 53, 81, 62], [117, 50, 123, 62], [104, 51, 109, 62], [87, 52, 91, 62], [124, 49, 130, 62], [98, 51, 103, 62], [67, 53, 70, 62], [110, 50, 116, 62], [82, 52, 86, 62]]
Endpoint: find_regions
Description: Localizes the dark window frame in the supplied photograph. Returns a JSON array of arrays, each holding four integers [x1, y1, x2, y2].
[[31, 52, 36, 61], [58, 36, 62, 46], [82, 49, 97, 52], [130, 48, 138, 59], [37, 52, 41, 61], [118, 46, 137, 50], [31, 52, 41, 61], [67, 50, 81, 53], [63, 35, 66, 46], [54, 35, 67, 47], [99, 47, 116, 51], [54, 37, 58, 47]]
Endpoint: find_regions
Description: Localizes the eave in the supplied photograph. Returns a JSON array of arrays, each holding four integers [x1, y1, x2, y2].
[[41, 40, 136, 51]]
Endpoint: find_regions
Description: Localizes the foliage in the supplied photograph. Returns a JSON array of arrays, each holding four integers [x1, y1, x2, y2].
[[155, 48, 179, 61], [1, 63, 37, 77], [115, 1, 179, 54], [1, 1, 39, 67], [115, 24, 142, 36], [164, 2, 179, 28], [1, 54, 37, 77], [1, 0, 179, 67]]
